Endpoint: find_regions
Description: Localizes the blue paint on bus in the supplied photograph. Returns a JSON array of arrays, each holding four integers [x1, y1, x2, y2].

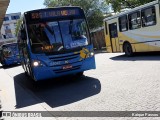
[[18, 7, 96, 81], [0, 43, 21, 66]]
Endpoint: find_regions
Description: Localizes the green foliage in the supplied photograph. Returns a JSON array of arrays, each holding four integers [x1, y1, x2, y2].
[[15, 19, 22, 37], [106, 0, 155, 12], [87, 10, 104, 30], [43, 0, 107, 30]]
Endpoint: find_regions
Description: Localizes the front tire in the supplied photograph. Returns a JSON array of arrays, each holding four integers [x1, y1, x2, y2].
[[124, 42, 133, 57]]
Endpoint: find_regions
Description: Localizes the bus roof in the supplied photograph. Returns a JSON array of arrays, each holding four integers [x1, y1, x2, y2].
[[104, 0, 159, 21], [24, 6, 83, 14]]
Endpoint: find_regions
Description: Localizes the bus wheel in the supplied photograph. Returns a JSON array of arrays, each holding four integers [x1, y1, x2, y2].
[[76, 72, 84, 77], [124, 42, 133, 57]]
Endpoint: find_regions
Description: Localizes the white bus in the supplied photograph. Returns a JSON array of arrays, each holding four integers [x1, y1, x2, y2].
[[104, 0, 160, 56]]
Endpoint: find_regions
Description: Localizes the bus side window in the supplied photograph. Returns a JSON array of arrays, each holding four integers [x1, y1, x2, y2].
[[141, 6, 156, 27], [119, 15, 128, 32], [109, 23, 118, 38], [128, 11, 141, 30]]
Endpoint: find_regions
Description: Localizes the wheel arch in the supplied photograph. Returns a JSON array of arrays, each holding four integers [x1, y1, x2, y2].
[[122, 41, 136, 52]]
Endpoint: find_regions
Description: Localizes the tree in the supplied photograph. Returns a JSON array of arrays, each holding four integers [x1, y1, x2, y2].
[[15, 19, 22, 37], [44, 0, 109, 30], [106, 0, 155, 12]]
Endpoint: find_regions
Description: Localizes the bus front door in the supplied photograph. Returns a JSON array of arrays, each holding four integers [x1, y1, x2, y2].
[[109, 23, 120, 52]]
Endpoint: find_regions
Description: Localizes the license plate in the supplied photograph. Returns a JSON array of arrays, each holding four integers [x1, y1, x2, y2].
[[63, 65, 72, 70]]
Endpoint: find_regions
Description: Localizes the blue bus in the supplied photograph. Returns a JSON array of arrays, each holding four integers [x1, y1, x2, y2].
[[0, 43, 21, 66], [18, 7, 96, 81]]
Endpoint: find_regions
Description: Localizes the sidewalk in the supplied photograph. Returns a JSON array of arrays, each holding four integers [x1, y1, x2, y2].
[[0, 66, 55, 120]]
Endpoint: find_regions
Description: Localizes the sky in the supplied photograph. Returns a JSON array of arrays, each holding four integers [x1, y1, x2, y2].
[[6, 0, 45, 14]]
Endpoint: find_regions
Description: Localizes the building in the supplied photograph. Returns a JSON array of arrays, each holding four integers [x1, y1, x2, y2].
[[0, 12, 21, 45]]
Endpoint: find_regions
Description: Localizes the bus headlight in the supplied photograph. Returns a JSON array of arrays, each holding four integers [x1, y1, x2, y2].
[[87, 52, 94, 58], [85, 52, 94, 58], [90, 52, 94, 56], [32, 60, 46, 67], [33, 61, 39, 67]]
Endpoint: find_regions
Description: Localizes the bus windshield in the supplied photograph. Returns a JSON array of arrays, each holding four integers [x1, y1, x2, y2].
[[2, 43, 19, 57], [28, 19, 90, 53]]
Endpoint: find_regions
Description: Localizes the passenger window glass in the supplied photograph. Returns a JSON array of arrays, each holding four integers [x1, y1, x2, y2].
[[141, 7, 156, 27], [109, 23, 118, 38], [119, 15, 128, 32], [128, 12, 141, 30]]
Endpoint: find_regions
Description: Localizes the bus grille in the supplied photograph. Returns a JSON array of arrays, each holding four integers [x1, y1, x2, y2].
[[48, 52, 82, 73]]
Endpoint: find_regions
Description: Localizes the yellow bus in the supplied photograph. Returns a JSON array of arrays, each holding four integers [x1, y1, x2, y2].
[[104, 0, 160, 56]]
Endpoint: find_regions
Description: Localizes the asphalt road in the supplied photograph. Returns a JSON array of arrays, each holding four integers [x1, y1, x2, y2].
[[1, 52, 160, 120]]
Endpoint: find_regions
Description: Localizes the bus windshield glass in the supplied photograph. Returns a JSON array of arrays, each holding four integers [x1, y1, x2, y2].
[[28, 19, 90, 53], [2, 43, 19, 57]]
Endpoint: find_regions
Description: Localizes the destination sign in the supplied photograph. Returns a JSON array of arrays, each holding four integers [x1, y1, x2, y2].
[[30, 9, 79, 20]]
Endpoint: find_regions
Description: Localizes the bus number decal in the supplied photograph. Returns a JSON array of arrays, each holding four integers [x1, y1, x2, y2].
[[61, 10, 68, 16], [31, 13, 40, 19], [41, 45, 54, 51], [31, 10, 78, 20]]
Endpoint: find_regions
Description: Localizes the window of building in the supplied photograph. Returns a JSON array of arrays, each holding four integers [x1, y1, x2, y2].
[[11, 15, 20, 20], [4, 25, 10, 30], [119, 15, 128, 32], [128, 11, 141, 30], [141, 6, 156, 27], [6, 26, 9, 29], [4, 17, 9, 21], [14, 23, 17, 27], [3, 35, 6, 39], [4, 24, 11, 30], [5, 33, 13, 38]]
